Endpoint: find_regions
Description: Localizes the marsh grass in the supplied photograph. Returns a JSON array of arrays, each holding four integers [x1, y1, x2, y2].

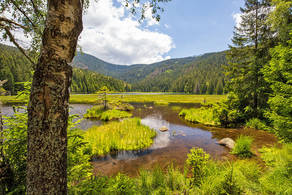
[[231, 136, 254, 158], [84, 118, 156, 156], [84, 105, 132, 121], [69, 94, 226, 105], [179, 107, 218, 126], [99, 109, 132, 121]]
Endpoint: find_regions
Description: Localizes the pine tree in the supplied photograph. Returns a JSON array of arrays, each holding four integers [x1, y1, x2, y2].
[[225, 0, 273, 120]]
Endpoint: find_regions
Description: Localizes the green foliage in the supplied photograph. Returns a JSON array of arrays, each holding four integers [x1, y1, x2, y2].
[[100, 109, 132, 121], [225, 0, 273, 122], [83, 105, 104, 118], [1, 107, 27, 193], [1, 108, 92, 193], [186, 148, 210, 185], [245, 118, 269, 130], [259, 144, 292, 194], [84, 105, 132, 121], [231, 136, 253, 158], [84, 118, 156, 156], [219, 166, 242, 195], [263, 32, 292, 142], [213, 93, 245, 127], [107, 173, 137, 194], [179, 107, 218, 126], [67, 126, 92, 188]]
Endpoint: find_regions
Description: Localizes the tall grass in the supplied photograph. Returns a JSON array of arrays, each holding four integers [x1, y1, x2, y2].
[[84, 106, 132, 121], [179, 107, 218, 126], [231, 136, 254, 158], [84, 118, 156, 156], [259, 144, 292, 194]]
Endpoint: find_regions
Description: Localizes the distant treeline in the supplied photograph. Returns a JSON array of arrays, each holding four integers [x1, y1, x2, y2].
[[131, 52, 226, 94], [0, 44, 129, 94]]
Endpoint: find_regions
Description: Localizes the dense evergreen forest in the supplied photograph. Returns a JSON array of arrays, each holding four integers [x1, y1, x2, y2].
[[74, 51, 227, 94], [0, 44, 129, 94]]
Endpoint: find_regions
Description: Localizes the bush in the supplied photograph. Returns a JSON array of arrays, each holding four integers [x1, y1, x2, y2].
[[245, 118, 269, 130], [231, 136, 253, 158], [212, 93, 245, 128], [186, 148, 210, 185]]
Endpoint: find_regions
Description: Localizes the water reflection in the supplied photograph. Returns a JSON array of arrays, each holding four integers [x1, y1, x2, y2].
[[141, 115, 171, 149]]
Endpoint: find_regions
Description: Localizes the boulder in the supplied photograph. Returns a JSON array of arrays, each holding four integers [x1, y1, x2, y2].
[[217, 138, 235, 149], [159, 126, 168, 132]]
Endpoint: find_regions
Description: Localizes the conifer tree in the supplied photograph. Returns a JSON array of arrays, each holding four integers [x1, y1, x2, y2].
[[225, 0, 273, 120]]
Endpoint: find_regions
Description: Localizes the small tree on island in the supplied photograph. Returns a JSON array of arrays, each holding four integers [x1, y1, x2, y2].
[[97, 86, 110, 110]]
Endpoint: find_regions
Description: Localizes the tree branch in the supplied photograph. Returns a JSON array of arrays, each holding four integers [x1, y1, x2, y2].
[[30, 0, 41, 16], [0, 16, 28, 30], [1, 24, 36, 65], [9, 0, 36, 28]]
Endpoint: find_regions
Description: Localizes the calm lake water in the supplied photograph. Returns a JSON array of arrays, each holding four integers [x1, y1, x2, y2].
[[1, 103, 277, 176]]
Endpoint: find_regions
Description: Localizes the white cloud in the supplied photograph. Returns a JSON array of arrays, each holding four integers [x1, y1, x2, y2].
[[79, 0, 174, 65], [232, 12, 242, 28]]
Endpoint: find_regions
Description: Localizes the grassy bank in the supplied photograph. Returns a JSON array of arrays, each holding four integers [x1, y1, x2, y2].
[[84, 118, 156, 156], [179, 107, 218, 126]]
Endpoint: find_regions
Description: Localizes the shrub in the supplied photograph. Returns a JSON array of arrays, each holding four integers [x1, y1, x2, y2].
[[231, 136, 253, 158], [186, 148, 210, 185], [245, 118, 269, 130]]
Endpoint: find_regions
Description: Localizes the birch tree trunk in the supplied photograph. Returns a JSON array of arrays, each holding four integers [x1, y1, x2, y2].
[[27, 0, 83, 194]]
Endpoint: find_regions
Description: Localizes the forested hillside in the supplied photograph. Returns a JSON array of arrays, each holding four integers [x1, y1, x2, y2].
[[0, 44, 129, 94], [1, 43, 227, 94], [73, 51, 227, 94]]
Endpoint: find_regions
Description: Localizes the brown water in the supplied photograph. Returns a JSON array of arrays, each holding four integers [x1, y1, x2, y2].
[[2, 103, 278, 176]]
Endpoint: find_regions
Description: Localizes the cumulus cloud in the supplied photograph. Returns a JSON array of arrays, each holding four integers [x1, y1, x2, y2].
[[79, 0, 174, 65]]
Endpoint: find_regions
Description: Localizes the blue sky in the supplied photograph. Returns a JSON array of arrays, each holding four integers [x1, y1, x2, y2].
[[153, 0, 244, 58], [78, 0, 244, 65]]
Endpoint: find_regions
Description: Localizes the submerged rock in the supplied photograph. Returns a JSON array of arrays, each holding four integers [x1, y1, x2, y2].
[[159, 126, 168, 132], [217, 138, 235, 149]]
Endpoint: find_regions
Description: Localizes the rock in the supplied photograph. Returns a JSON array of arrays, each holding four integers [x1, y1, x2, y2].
[[217, 138, 235, 149], [159, 126, 168, 132]]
